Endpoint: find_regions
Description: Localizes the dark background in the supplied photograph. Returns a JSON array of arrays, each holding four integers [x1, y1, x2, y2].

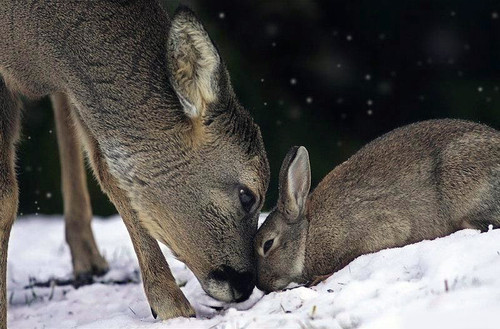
[[18, 0, 500, 216]]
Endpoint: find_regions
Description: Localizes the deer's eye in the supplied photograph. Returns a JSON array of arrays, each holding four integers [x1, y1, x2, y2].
[[239, 188, 256, 213]]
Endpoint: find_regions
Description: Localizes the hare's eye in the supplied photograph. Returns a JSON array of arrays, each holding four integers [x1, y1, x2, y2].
[[239, 188, 256, 213], [263, 239, 274, 254]]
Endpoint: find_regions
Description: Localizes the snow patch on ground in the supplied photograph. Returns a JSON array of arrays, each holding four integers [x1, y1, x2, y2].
[[7, 215, 500, 328]]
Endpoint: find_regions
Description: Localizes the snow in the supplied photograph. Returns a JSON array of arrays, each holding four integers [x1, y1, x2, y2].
[[7, 214, 500, 329]]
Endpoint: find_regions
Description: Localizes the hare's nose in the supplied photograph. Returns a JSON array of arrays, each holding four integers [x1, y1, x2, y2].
[[262, 238, 274, 255]]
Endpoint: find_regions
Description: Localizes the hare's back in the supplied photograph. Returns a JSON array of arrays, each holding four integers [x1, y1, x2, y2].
[[310, 119, 500, 238]]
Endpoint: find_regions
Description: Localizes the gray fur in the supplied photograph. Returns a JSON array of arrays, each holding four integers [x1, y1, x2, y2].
[[255, 119, 500, 292], [0, 1, 269, 326]]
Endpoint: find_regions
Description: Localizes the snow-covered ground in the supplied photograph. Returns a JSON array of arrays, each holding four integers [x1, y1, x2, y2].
[[6, 214, 500, 329]]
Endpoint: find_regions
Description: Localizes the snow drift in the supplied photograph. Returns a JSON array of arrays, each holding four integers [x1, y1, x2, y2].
[[7, 215, 500, 328]]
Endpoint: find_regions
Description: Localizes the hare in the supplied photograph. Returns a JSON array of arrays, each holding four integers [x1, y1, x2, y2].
[[255, 119, 500, 292]]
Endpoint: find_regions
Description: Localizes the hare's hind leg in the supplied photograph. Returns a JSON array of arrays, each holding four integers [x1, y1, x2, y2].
[[460, 178, 500, 232], [0, 77, 20, 329], [51, 93, 108, 287], [462, 213, 500, 232]]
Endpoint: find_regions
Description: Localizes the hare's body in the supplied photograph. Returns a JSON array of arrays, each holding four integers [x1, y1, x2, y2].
[[0, 1, 269, 327], [305, 119, 500, 277], [256, 119, 500, 291]]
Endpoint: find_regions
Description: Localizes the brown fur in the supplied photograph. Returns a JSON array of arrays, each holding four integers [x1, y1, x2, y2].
[[52, 93, 109, 284], [0, 77, 20, 329], [255, 119, 500, 292], [0, 1, 269, 327]]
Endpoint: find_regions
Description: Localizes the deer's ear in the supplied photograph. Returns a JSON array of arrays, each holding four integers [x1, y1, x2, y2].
[[167, 6, 221, 119], [278, 146, 311, 222]]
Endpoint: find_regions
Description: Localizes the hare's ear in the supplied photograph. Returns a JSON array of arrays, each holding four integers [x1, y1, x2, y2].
[[277, 146, 311, 222]]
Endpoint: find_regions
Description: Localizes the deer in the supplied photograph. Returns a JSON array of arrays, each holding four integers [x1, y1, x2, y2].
[[0, 1, 270, 327], [255, 119, 500, 292]]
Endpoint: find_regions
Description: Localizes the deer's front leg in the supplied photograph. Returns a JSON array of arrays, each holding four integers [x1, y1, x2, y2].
[[122, 213, 195, 319], [0, 77, 21, 329], [74, 115, 194, 319]]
